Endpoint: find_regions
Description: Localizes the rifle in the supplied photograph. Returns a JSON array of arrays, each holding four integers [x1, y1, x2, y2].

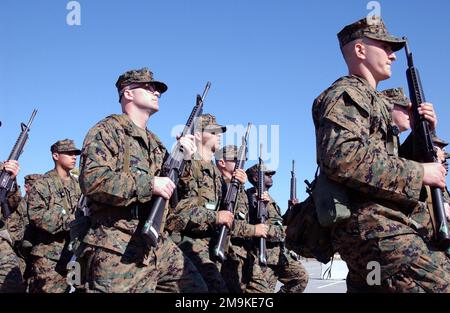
[[404, 38, 450, 250], [214, 123, 252, 262], [288, 160, 297, 210], [0, 109, 37, 219], [141, 82, 211, 248], [256, 144, 267, 266]]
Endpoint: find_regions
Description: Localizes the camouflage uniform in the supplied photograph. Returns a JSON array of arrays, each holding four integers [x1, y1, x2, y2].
[[0, 162, 26, 293], [27, 140, 82, 293], [166, 114, 229, 292], [77, 68, 207, 293], [15, 174, 41, 281], [312, 17, 450, 292], [382, 88, 450, 243], [215, 146, 272, 293], [246, 182, 308, 293]]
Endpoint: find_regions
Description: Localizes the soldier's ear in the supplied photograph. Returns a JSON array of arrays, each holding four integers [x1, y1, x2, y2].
[[52, 152, 59, 162], [354, 41, 366, 60], [217, 159, 225, 168], [122, 89, 134, 101]]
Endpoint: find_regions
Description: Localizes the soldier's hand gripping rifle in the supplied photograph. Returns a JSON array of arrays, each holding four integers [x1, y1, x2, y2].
[[288, 160, 297, 211], [404, 38, 450, 250], [214, 123, 252, 262], [0, 109, 37, 219], [256, 144, 268, 266], [141, 82, 211, 248]]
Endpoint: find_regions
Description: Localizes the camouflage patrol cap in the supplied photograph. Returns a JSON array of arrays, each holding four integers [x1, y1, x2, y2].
[[381, 87, 410, 108], [50, 139, 81, 155], [432, 135, 449, 148], [215, 145, 247, 162], [337, 16, 405, 52], [199, 114, 227, 133], [245, 164, 276, 178], [115, 67, 168, 99], [24, 174, 41, 184]]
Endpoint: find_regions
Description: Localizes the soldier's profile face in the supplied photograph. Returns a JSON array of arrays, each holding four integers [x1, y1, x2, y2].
[[362, 38, 396, 82], [202, 130, 221, 151], [131, 87, 160, 114], [392, 105, 411, 133], [55, 152, 78, 171]]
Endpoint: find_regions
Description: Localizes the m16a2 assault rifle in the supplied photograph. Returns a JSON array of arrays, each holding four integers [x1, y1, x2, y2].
[[141, 82, 211, 248], [0, 109, 37, 219], [404, 38, 450, 250], [213, 123, 252, 262]]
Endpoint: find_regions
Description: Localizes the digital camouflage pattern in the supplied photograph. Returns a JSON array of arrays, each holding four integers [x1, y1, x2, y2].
[[27, 168, 81, 293], [50, 139, 81, 154], [198, 113, 227, 133], [166, 155, 228, 292], [79, 113, 207, 293], [337, 16, 405, 52], [312, 74, 450, 292], [0, 165, 25, 293], [115, 67, 168, 97], [246, 187, 308, 293], [381, 87, 410, 108]]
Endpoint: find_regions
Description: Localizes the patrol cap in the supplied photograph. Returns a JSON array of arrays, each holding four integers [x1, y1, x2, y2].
[[24, 174, 41, 185], [50, 139, 81, 155], [245, 164, 276, 178], [432, 135, 449, 148], [338, 16, 406, 52], [381, 87, 410, 108], [115, 67, 168, 99], [215, 145, 247, 162], [198, 114, 227, 133]]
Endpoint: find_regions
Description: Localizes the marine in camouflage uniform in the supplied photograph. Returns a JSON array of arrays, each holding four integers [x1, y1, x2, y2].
[[215, 145, 272, 293], [0, 160, 26, 293], [166, 114, 233, 292], [382, 88, 450, 242], [11, 174, 41, 285], [78, 68, 207, 293], [245, 164, 308, 293], [313, 17, 450, 292], [27, 140, 82, 293]]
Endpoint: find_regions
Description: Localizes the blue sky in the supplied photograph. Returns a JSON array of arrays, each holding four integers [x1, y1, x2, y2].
[[1, 0, 449, 212]]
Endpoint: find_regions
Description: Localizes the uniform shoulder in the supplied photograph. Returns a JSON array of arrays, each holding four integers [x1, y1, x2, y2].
[[315, 76, 368, 107], [313, 76, 372, 124]]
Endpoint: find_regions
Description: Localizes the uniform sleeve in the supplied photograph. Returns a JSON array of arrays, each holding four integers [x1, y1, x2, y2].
[[6, 195, 26, 243], [265, 201, 285, 242], [167, 196, 216, 232], [6, 182, 22, 211], [27, 182, 72, 234], [230, 189, 255, 238], [79, 122, 153, 207], [317, 89, 424, 204]]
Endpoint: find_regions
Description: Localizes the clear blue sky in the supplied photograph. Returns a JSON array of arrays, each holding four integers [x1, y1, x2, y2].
[[1, 0, 449, 213]]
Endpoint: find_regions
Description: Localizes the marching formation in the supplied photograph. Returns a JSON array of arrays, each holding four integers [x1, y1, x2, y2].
[[1, 16, 449, 293]]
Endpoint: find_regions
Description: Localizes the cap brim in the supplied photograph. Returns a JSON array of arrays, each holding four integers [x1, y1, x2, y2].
[[204, 125, 227, 133], [266, 170, 276, 175], [60, 149, 81, 155], [152, 81, 168, 94], [365, 34, 406, 52]]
